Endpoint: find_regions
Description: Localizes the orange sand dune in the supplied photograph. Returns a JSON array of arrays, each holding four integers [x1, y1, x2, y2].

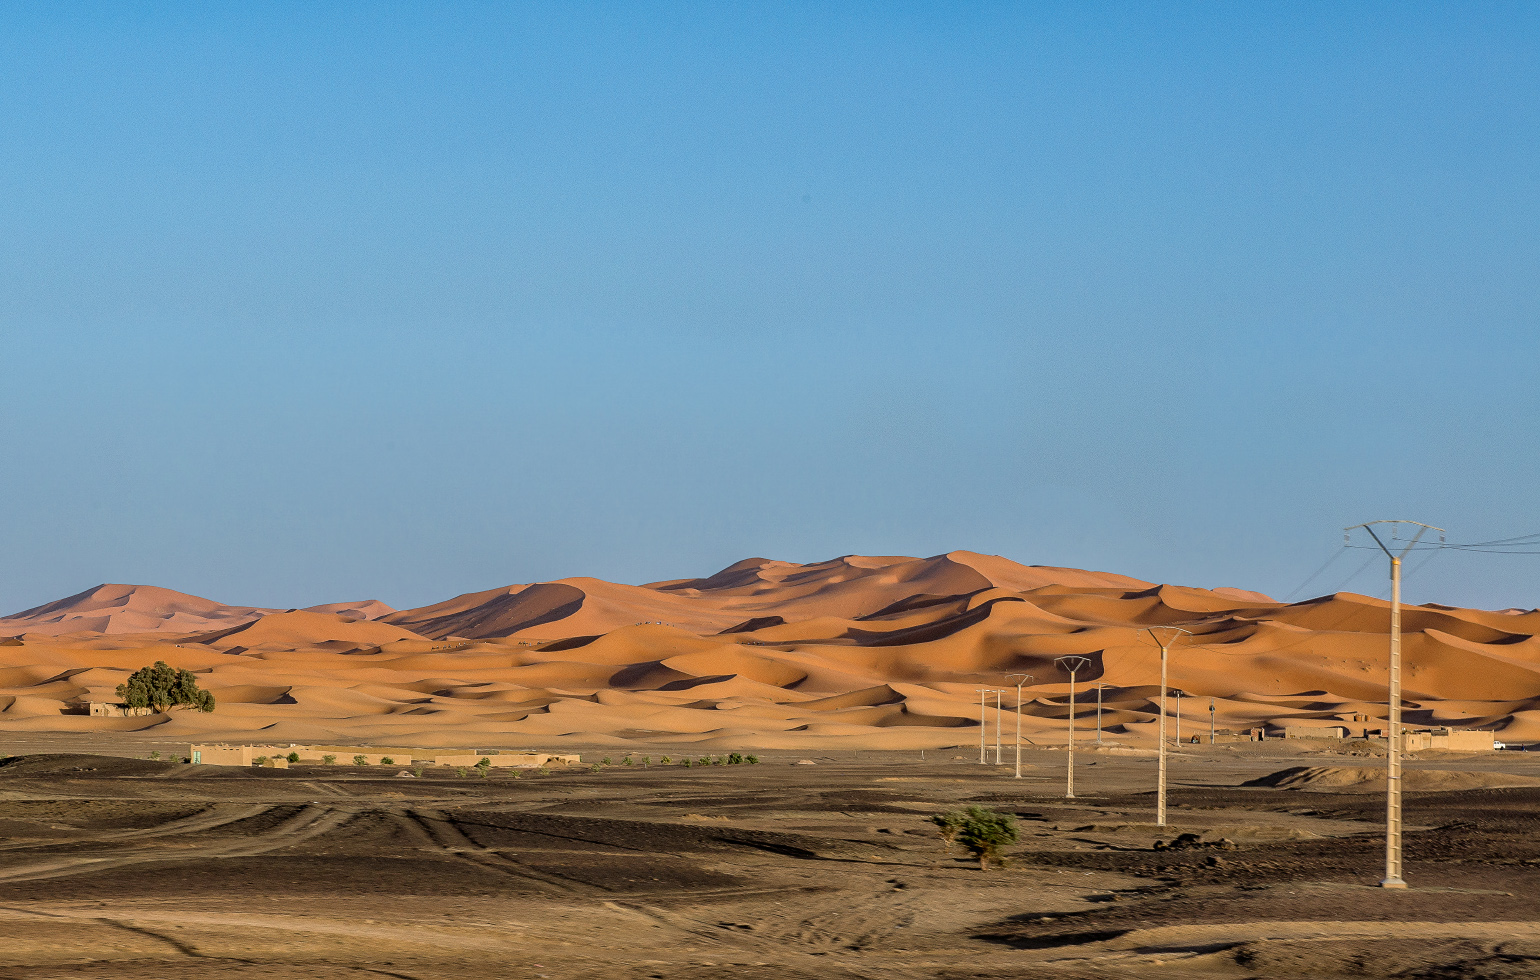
[[0, 553, 1533, 749], [0, 584, 393, 637]]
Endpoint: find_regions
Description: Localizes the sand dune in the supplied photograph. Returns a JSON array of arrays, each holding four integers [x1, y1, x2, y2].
[[0, 584, 394, 637], [0, 553, 1533, 749]]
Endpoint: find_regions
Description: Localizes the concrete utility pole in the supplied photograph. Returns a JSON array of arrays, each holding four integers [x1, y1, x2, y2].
[[994, 689, 1003, 765], [1348, 520, 1444, 890], [1055, 656, 1093, 799], [1175, 690, 1182, 746], [1007, 674, 1033, 779], [1095, 684, 1105, 745], [976, 689, 989, 764], [1145, 627, 1193, 827]]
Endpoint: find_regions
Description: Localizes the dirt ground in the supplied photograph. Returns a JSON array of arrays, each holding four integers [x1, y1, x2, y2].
[[0, 734, 1537, 979]]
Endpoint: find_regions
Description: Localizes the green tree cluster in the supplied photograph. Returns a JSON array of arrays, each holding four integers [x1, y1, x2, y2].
[[931, 806, 1019, 869], [116, 662, 214, 712]]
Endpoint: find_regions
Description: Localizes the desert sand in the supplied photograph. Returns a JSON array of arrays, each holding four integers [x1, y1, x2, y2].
[[2, 551, 1535, 749], [0, 741, 1538, 979]]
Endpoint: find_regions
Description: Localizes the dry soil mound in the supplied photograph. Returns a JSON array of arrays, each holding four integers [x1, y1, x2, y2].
[[1245, 765, 1540, 793]]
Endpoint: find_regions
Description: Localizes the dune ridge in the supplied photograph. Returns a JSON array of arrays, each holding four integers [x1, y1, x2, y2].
[[1, 553, 1534, 749]]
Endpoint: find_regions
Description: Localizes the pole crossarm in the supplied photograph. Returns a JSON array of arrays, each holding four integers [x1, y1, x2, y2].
[[1346, 520, 1446, 562]]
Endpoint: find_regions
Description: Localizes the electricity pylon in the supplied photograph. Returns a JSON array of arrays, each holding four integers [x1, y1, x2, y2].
[[1145, 627, 1193, 826], [1055, 656, 1092, 798], [1007, 674, 1033, 778], [975, 689, 992, 764], [1347, 519, 1445, 890]]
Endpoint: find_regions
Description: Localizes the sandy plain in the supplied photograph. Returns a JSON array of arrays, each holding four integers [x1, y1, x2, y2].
[[0, 736, 1538, 979]]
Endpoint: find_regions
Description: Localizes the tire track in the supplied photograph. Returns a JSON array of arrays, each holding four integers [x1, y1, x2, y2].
[[0, 803, 273, 853], [0, 805, 354, 884], [406, 808, 598, 896]]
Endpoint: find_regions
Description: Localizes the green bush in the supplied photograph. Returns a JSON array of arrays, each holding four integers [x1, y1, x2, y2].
[[381, 757, 395, 766], [727, 753, 744, 765], [590, 763, 602, 773], [710, 756, 723, 766], [601, 757, 612, 766], [253, 756, 268, 766], [116, 661, 215, 713], [457, 767, 469, 777], [746, 755, 759, 765], [661, 755, 672, 765], [641, 756, 651, 768], [322, 754, 336, 766], [932, 806, 1019, 869], [535, 766, 551, 775], [287, 752, 300, 763], [149, 750, 161, 761], [682, 758, 692, 768], [622, 756, 633, 766], [413, 766, 425, 777], [352, 755, 367, 766]]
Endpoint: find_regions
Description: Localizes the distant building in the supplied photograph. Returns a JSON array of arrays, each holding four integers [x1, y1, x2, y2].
[[62, 701, 152, 718], [1282, 726, 1347, 739], [187, 743, 581, 768]]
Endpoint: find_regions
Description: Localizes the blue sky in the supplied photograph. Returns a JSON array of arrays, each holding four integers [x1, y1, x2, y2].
[[2, 3, 1536, 613]]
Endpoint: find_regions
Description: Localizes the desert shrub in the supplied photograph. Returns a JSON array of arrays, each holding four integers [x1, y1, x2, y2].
[[535, 766, 551, 775], [590, 763, 602, 773], [710, 756, 723, 766], [746, 755, 759, 765], [622, 756, 633, 766], [413, 766, 425, 777], [476, 758, 492, 778], [149, 750, 160, 760], [352, 755, 367, 766], [661, 755, 672, 765], [253, 756, 268, 766], [601, 757, 612, 766], [727, 753, 744, 765], [286, 752, 300, 763], [116, 661, 215, 712], [933, 806, 1019, 869], [641, 756, 651, 768], [322, 754, 336, 766], [456, 767, 469, 777], [682, 758, 692, 768], [381, 757, 395, 765]]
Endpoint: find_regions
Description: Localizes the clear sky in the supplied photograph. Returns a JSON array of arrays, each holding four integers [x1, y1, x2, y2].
[[2, 3, 1536, 614]]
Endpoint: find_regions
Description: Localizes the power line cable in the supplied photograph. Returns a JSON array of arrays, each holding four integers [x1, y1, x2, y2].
[[1282, 547, 1350, 602]]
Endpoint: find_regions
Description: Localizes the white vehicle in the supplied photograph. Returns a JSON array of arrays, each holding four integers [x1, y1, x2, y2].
[[1494, 740, 1507, 750]]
